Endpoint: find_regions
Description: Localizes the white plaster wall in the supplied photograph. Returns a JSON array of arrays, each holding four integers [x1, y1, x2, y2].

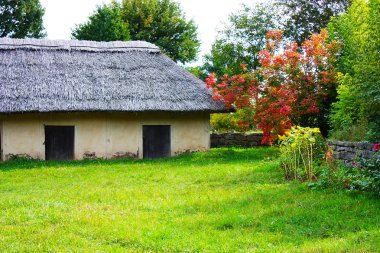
[[0, 112, 210, 160]]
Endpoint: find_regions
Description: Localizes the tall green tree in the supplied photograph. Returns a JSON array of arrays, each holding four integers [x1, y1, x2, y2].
[[72, 3, 130, 42], [203, 2, 284, 78], [72, 0, 200, 64], [328, 0, 380, 141], [0, 0, 46, 38], [278, 0, 350, 44], [122, 0, 200, 64]]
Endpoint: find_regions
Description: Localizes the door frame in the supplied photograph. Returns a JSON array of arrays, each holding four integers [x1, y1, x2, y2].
[[142, 125, 171, 159], [44, 125, 75, 160]]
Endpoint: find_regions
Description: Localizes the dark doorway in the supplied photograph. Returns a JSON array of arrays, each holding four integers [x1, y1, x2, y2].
[[45, 126, 74, 160], [143, 125, 171, 159], [0, 129, 2, 162]]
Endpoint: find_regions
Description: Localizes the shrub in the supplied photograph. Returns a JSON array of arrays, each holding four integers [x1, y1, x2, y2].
[[310, 143, 380, 195], [343, 145, 380, 195], [279, 126, 326, 181], [210, 108, 256, 133], [328, 122, 368, 142], [328, 0, 380, 142], [307, 147, 346, 191]]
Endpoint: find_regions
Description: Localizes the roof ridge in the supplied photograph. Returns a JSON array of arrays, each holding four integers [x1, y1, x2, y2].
[[0, 38, 160, 52]]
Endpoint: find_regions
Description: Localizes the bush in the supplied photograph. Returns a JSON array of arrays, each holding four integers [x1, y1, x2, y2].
[[329, 73, 380, 142], [343, 145, 380, 195], [308, 148, 346, 191], [309, 143, 380, 196], [210, 108, 256, 133], [328, 122, 368, 142], [328, 0, 380, 142], [279, 126, 326, 181]]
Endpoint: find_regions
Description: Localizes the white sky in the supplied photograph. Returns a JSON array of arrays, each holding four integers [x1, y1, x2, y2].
[[40, 0, 263, 64]]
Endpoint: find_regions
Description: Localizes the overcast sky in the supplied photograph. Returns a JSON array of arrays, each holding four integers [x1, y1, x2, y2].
[[39, 0, 263, 64]]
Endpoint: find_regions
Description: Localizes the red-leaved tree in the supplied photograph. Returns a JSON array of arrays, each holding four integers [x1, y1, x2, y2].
[[206, 29, 340, 144]]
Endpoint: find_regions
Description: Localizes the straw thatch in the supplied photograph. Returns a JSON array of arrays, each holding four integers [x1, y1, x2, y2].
[[0, 38, 226, 114]]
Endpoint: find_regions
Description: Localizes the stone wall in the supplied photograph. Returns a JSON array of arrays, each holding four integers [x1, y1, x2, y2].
[[211, 132, 266, 148], [328, 140, 376, 163], [211, 134, 377, 163]]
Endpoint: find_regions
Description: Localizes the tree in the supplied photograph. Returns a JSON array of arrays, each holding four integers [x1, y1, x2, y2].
[[0, 0, 46, 38], [278, 0, 350, 44], [185, 66, 208, 81], [206, 30, 340, 144], [72, 3, 130, 42], [202, 1, 347, 135], [72, 0, 200, 64], [202, 0, 350, 78], [203, 2, 284, 78], [122, 0, 200, 64], [328, 0, 380, 141]]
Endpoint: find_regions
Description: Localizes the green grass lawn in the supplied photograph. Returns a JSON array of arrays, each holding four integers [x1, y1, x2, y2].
[[0, 147, 379, 252]]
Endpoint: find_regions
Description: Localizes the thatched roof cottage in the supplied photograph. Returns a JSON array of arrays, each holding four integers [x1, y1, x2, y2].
[[0, 38, 225, 160]]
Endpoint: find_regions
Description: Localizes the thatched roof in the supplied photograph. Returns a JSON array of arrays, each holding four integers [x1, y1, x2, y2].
[[0, 38, 226, 114]]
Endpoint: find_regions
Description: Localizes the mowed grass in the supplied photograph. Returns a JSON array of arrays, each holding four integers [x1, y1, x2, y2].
[[0, 148, 379, 252]]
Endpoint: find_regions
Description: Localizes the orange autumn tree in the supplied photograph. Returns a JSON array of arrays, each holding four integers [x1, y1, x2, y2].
[[206, 29, 340, 144]]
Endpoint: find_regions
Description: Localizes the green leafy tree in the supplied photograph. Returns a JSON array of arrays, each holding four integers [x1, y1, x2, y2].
[[185, 66, 208, 81], [278, 0, 351, 44], [73, 0, 200, 64], [328, 0, 380, 142], [0, 0, 46, 38], [121, 0, 200, 64], [203, 2, 283, 77], [72, 3, 130, 42]]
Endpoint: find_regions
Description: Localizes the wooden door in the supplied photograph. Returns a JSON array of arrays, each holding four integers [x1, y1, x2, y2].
[[0, 134, 1, 161], [143, 125, 171, 159], [45, 126, 74, 160]]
